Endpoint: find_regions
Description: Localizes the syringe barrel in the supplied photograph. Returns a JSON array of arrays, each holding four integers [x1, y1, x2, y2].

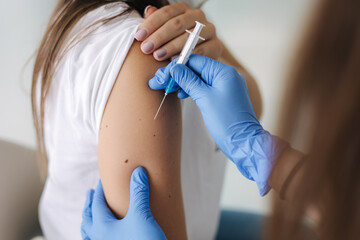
[[177, 21, 205, 65], [165, 21, 205, 94]]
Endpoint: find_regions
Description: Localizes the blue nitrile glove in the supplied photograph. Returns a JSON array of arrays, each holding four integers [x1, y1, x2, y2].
[[81, 167, 166, 240], [149, 55, 288, 196]]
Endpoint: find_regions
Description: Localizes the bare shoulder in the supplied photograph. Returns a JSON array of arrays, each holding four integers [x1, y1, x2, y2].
[[120, 41, 168, 82], [99, 41, 182, 142], [106, 41, 179, 120]]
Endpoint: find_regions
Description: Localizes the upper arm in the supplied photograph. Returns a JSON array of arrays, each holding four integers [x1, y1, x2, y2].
[[98, 42, 186, 239]]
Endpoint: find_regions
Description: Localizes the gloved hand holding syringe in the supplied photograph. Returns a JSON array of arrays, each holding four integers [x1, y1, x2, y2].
[[154, 21, 205, 120]]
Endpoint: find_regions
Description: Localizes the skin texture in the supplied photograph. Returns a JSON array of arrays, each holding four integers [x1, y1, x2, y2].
[[98, 41, 187, 239]]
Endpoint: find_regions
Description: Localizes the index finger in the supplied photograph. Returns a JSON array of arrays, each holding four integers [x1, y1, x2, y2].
[[148, 59, 180, 92], [135, 2, 190, 41], [186, 54, 229, 84]]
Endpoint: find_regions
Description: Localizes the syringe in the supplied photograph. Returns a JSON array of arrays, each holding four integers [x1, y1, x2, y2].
[[154, 21, 205, 120]]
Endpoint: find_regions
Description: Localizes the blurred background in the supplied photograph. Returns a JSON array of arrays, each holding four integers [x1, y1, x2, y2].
[[203, 0, 315, 214], [0, 0, 315, 238]]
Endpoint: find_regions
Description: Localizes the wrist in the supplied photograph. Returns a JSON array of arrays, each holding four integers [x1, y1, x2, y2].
[[255, 133, 289, 196], [224, 125, 288, 196], [268, 146, 305, 200]]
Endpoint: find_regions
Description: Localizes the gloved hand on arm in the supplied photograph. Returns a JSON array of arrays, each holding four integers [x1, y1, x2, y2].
[[148, 55, 289, 196], [81, 167, 166, 240]]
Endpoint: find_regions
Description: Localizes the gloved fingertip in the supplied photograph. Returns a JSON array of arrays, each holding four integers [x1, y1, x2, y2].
[[169, 64, 185, 77], [129, 167, 153, 219], [148, 77, 159, 89], [83, 189, 94, 211], [93, 180, 106, 202], [149, 78, 168, 90], [177, 90, 189, 99], [88, 189, 95, 202], [82, 189, 94, 220], [97, 180, 103, 190], [131, 166, 149, 187], [155, 66, 173, 84], [154, 66, 166, 78], [85, 189, 92, 202]]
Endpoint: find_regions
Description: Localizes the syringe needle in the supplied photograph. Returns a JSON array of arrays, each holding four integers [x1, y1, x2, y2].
[[154, 94, 167, 120], [153, 21, 205, 121]]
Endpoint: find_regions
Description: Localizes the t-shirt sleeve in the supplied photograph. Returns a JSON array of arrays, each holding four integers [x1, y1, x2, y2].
[[68, 3, 143, 138]]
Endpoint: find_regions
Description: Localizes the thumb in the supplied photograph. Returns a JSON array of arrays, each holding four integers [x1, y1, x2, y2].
[[170, 64, 207, 100], [128, 166, 153, 220]]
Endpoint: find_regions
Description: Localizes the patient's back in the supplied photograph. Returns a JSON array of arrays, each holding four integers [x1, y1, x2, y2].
[[39, 3, 226, 239]]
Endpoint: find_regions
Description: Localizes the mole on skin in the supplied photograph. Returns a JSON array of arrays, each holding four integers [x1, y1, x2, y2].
[[125, 159, 129, 163], [105, 124, 109, 128], [153, 134, 156, 137]]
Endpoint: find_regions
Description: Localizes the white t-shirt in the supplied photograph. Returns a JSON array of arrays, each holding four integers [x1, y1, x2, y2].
[[39, 3, 226, 240]]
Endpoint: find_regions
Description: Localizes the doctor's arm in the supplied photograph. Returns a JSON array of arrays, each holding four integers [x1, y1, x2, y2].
[[149, 55, 304, 200]]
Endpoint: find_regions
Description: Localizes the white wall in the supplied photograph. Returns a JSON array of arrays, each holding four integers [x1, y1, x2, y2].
[[0, 0, 56, 148], [0, 0, 314, 214]]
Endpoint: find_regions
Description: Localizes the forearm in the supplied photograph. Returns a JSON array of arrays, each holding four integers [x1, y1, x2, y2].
[[218, 44, 305, 199], [219, 42, 263, 119]]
